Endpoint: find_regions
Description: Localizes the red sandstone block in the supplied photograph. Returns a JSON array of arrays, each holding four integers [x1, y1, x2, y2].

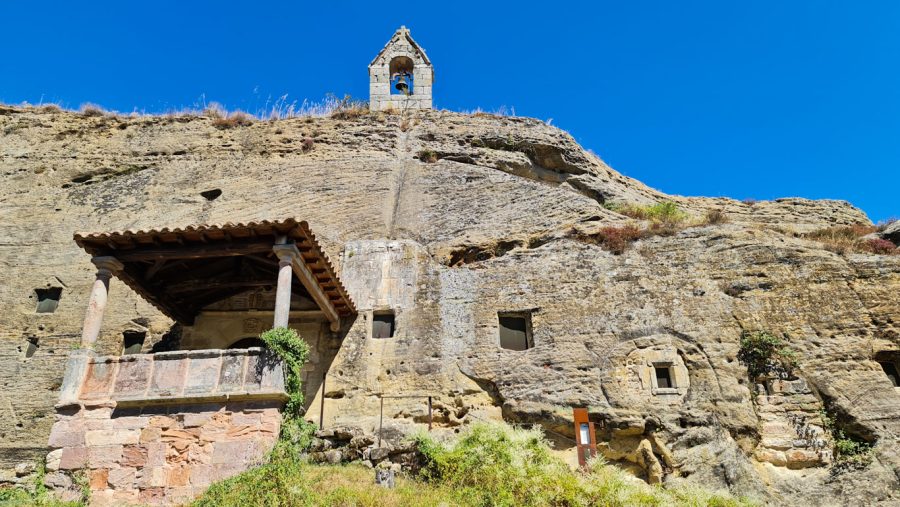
[[141, 426, 162, 443], [110, 416, 150, 430], [188, 442, 214, 465], [82, 405, 114, 419], [138, 467, 166, 488], [122, 445, 148, 467], [149, 357, 188, 397], [145, 443, 166, 467], [167, 465, 191, 487], [139, 487, 166, 505], [190, 464, 213, 487], [149, 415, 177, 429], [85, 429, 140, 446], [184, 356, 221, 394], [182, 412, 212, 428], [231, 412, 262, 426], [48, 420, 85, 448], [89, 468, 108, 489], [107, 467, 136, 490], [166, 486, 196, 505], [211, 440, 254, 465], [87, 445, 123, 469], [113, 356, 152, 396], [59, 446, 88, 470], [82, 362, 118, 400]]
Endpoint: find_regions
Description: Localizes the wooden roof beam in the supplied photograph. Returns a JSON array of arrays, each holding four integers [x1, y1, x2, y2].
[[274, 243, 342, 332]]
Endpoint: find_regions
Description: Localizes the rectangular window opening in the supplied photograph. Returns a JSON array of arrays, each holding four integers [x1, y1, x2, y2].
[[879, 361, 900, 387], [655, 366, 674, 389], [123, 330, 147, 355], [499, 312, 532, 351], [35, 287, 62, 314], [372, 312, 395, 339]]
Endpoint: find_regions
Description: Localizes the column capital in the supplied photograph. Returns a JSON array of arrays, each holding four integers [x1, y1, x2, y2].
[[272, 244, 296, 264], [91, 256, 124, 276]]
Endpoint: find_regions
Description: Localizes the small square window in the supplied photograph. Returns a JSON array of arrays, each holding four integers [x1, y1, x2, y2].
[[123, 330, 146, 355], [654, 365, 675, 389], [879, 361, 899, 387], [35, 287, 62, 314], [372, 312, 395, 339], [499, 312, 532, 351]]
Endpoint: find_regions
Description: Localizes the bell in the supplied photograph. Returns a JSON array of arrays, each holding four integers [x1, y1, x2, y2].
[[394, 76, 409, 95]]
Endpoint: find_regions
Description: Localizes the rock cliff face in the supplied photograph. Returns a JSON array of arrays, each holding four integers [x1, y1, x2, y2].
[[0, 104, 897, 505]]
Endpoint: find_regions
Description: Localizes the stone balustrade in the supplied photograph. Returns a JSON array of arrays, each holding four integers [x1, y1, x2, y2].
[[65, 348, 287, 406]]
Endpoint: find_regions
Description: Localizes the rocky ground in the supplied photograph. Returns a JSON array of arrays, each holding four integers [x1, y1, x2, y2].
[[0, 104, 897, 505]]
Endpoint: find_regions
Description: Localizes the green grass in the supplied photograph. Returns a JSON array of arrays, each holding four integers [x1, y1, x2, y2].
[[194, 422, 755, 507]]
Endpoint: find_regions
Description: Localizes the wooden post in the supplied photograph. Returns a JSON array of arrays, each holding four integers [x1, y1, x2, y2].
[[573, 407, 597, 468], [80, 257, 123, 349], [319, 372, 326, 430], [378, 396, 384, 448], [428, 396, 433, 431]]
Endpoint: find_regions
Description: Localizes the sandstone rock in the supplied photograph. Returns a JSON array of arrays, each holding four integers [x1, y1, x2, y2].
[[324, 449, 343, 464], [881, 220, 900, 245], [45, 449, 62, 472], [0, 106, 895, 506], [14, 462, 34, 477]]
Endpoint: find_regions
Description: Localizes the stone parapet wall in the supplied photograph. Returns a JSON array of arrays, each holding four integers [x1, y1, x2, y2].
[[45, 349, 287, 505], [71, 348, 286, 405]]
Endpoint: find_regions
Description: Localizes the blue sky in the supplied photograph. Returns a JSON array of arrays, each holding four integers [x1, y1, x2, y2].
[[2, 1, 897, 222]]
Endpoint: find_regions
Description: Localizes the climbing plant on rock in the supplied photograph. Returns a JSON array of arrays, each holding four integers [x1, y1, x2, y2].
[[259, 327, 315, 457]]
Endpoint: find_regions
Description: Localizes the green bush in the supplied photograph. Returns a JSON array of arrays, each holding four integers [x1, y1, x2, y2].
[[414, 422, 752, 507], [258, 327, 316, 458], [737, 330, 798, 379]]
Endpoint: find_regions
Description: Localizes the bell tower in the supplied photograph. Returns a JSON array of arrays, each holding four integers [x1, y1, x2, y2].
[[369, 26, 433, 111]]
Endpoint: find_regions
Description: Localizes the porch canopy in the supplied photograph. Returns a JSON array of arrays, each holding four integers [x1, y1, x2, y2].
[[73, 219, 355, 339]]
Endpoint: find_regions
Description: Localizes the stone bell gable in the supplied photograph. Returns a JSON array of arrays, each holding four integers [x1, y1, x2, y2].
[[369, 26, 433, 111]]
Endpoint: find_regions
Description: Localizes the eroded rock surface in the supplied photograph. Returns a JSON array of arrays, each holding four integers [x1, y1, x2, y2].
[[0, 105, 896, 505]]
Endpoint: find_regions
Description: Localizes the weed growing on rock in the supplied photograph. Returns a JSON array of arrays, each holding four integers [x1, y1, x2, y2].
[[819, 408, 874, 474], [738, 330, 798, 380], [418, 149, 438, 163]]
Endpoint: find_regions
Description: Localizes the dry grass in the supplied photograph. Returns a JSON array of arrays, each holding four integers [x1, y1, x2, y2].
[[329, 94, 369, 120], [211, 111, 253, 129], [803, 224, 898, 255], [79, 103, 107, 117], [300, 136, 315, 152], [702, 208, 728, 225]]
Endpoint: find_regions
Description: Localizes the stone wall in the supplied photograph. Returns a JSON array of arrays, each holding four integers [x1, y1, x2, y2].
[[45, 348, 286, 505]]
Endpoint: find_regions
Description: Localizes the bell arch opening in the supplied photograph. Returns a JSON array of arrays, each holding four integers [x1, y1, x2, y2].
[[389, 56, 414, 95]]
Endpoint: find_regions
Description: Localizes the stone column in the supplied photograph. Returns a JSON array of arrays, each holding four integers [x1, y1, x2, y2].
[[272, 246, 294, 328], [79, 256, 124, 349]]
